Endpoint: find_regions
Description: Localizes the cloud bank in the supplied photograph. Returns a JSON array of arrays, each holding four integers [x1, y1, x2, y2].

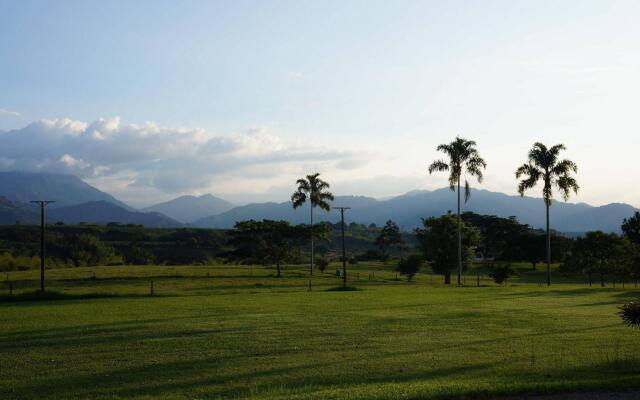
[[0, 117, 369, 205]]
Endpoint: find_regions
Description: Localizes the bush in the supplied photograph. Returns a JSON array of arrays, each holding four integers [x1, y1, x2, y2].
[[488, 263, 515, 284], [316, 257, 329, 272], [619, 300, 640, 328], [396, 255, 423, 281], [348, 256, 358, 265]]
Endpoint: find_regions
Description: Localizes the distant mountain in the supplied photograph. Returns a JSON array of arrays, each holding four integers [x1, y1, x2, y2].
[[143, 194, 233, 223], [0, 196, 38, 225], [0, 171, 132, 209], [193, 188, 639, 233], [192, 195, 381, 228], [48, 201, 182, 228]]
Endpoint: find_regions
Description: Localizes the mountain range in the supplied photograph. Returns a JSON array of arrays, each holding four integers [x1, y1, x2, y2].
[[0, 171, 637, 233], [193, 189, 638, 233], [142, 194, 233, 223]]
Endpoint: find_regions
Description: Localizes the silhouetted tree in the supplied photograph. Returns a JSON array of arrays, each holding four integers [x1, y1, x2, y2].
[[461, 213, 528, 261], [396, 254, 423, 282], [227, 220, 303, 277], [375, 220, 403, 259], [428, 137, 486, 285], [622, 212, 640, 245], [291, 173, 334, 275], [561, 231, 629, 287], [416, 214, 480, 284], [516, 142, 579, 286]]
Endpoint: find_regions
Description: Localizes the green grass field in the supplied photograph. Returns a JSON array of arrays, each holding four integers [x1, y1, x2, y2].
[[1, 263, 640, 399]]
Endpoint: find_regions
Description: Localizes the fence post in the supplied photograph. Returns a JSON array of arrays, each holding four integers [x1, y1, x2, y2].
[[9, 281, 12, 297], [308, 279, 311, 292], [477, 274, 480, 287], [150, 280, 154, 296]]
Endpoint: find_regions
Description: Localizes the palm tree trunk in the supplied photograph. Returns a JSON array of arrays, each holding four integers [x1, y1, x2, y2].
[[457, 178, 462, 286], [310, 201, 314, 276], [546, 201, 551, 286]]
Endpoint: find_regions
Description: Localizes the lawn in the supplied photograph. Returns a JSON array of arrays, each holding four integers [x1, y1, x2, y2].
[[1, 264, 639, 399]]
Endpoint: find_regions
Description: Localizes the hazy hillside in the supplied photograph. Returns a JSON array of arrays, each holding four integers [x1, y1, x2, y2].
[[193, 195, 379, 228], [0, 171, 132, 209], [0, 196, 38, 225], [48, 201, 182, 228], [143, 194, 233, 223], [193, 188, 638, 233]]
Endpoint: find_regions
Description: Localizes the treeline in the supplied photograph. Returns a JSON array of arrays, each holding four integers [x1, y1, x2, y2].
[[0, 221, 395, 271], [2, 211, 640, 285]]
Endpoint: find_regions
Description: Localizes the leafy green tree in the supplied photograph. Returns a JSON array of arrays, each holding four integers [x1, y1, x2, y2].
[[63, 234, 115, 267], [416, 213, 480, 284], [515, 142, 579, 286], [622, 211, 640, 245], [291, 173, 334, 275], [561, 231, 629, 287], [124, 245, 155, 265], [375, 220, 403, 259], [461, 213, 529, 261], [428, 137, 486, 285], [228, 220, 303, 277]]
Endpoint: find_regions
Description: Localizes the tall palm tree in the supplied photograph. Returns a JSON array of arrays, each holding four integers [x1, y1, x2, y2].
[[291, 173, 334, 275], [516, 142, 579, 286], [428, 137, 486, 285]]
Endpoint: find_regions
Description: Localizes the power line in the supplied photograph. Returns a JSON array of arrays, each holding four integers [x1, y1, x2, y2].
[[30, 200, 55, 292]]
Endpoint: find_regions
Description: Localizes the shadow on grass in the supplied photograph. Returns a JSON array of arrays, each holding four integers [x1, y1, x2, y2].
[[0, 290, 169, 304], [326, 286, 360, 292]]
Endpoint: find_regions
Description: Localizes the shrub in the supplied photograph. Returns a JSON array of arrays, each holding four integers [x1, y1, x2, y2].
[[316, 257, 329, 272], [488, 263, 515, 284], [396, 255, 423, 282], [619, 300, 640, 328], [348, 256, 358, 265]]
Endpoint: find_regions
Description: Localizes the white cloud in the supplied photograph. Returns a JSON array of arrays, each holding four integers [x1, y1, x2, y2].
[[0, 108, 22, 117], [0, 117, 370, 205]]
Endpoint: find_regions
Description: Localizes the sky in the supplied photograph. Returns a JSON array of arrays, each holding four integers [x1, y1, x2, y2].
[[0, 0, 639, 208]]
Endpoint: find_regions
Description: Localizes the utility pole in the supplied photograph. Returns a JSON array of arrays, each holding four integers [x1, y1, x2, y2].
[[334, 207, 351, 288], [30, 200, 55, 292]]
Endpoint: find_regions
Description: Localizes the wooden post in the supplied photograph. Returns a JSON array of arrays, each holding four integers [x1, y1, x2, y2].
[[9, 281, 12, 297], [308, 279, 311, 292], [150, 280, 154, 296], [477, 274, 480, 287]]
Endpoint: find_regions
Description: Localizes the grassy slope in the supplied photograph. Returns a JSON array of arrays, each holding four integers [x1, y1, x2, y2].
[[1, 264, 639, 400]]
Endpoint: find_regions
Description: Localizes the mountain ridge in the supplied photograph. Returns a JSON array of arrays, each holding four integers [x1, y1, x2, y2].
[[142, 194, 233, 223], [193, 188, 638, 233]]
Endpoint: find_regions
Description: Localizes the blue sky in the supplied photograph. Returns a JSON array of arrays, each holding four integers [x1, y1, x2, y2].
[[1, 0, 639, 207]]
